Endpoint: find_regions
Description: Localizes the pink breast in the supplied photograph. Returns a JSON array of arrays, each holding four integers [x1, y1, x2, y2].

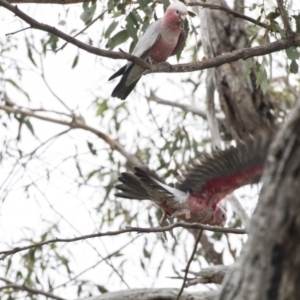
[[187, 195, 214, 223], [149, 37, 177, 63]]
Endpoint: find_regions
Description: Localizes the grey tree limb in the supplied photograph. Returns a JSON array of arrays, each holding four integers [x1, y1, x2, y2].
[[1, 0, 300, 75], [79, 288, 219, 300], [185, 265, 230, 286]]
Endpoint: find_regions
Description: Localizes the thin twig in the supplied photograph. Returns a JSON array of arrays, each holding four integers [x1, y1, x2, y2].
[[56, 9, 107, 52], [189, 2, 269, 29], [0, 105, 143, 168], [148, 91, 223, 122], [0, 277, 66, 300], [176, 230, 203, 300], [0, 0, 149, 68], [0, 223, 245, 260], [5, 26, 31, 35], [39, 53, 73, 112], [52, 235, 140, 290]]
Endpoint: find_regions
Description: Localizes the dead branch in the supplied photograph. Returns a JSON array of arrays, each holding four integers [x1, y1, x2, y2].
[[0, 222, 245, 260]]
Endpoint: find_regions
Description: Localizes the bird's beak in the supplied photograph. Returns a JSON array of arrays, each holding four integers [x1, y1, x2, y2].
[[180, 14, 186, 23]]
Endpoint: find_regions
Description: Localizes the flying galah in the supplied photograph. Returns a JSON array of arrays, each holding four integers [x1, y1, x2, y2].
[[109, 1, 188, 100], [115, 130, 275, 226]]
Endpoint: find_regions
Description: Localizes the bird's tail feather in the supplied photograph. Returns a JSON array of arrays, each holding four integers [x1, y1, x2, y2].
[[115, 172, 149, 200], [115, 167, 172, 201], [111, 78, 140, 100], [108, 65, 127, 81]]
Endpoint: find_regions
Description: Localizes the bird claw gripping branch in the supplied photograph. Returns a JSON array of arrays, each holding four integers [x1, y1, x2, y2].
[[108, 1, 187, 100]]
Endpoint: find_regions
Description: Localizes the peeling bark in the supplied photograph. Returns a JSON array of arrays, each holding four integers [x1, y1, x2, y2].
[[219, 98, 300, 300], [186, 265, 229, 286], [200, 0, 274, 139], [79, 288, 219, 300]]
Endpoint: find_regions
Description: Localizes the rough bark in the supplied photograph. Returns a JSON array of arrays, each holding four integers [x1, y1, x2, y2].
[[186, 265, 229, 286], [219, 98, 300, 300], [200, 0, 274, 139], [79, 288, 219, 300]]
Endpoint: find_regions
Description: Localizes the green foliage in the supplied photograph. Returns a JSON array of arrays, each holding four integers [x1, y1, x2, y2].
[[106, 30, 129, 50], [0, 1, 300, 299], [285, 47, 300, 73], [255, 62, 269, 94], [80, 1, 97, 24]]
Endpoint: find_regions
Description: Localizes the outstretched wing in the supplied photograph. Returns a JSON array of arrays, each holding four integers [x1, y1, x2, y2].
[[176, 128, 275, 205]]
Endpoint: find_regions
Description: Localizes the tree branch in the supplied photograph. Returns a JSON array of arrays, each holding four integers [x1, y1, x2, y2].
[[276, 0, 293, 36], [0, 0, 149, 68], [0, 277, 66, 300], [1, 0, 300, 74], [0, 105, 143, 168], [0, 222, 245, 260], [148, 91, 225, 126], [176, 230, 203, 300], [2, 0, 270, 33], [79, 288, 219, 300], [147, 35, 300, 74], [189, 1, 268, 29], [56, 9, 108, 52]]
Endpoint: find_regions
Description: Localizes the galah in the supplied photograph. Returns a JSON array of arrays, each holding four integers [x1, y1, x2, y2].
[[115, 130, 275, 226], [109, 1, 188, 100]]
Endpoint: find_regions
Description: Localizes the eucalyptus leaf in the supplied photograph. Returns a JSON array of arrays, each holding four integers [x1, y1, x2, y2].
[[80, 1, 97, 24]]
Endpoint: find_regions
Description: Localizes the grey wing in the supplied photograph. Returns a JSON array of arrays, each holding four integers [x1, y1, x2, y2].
[[176, 128, 276, 195], [120, 20, 161, 84], [132, 20, 161, 58]]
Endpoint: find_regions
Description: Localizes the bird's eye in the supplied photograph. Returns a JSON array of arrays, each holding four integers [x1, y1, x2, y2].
[[222, 214, 226, 219], [176, 9, 179, 14]]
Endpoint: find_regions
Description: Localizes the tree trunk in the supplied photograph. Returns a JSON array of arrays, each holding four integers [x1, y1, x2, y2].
[[200, 0, 274, 139], [219, 98, 300, 300]]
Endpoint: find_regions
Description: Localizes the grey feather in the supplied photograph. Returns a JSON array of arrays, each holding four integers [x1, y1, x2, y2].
[[176, 128, 276, 195], [109, 21, 161, 100], [115, 167, 171, 201]]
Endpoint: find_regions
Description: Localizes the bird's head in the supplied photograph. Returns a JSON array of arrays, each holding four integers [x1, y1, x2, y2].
[[167, 1, 188, 23], [212, 206, 227, 227]]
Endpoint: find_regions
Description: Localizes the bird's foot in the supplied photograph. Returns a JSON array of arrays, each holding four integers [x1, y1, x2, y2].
[[164, 62, 172, 71], [159, 212, 176, 241], [146, 57, 155, 66], [159, 214, 177, 241]]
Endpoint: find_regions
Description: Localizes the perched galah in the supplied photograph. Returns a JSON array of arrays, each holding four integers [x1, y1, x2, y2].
[[109, 1, 188, 100], [115, 130, 274, 226]]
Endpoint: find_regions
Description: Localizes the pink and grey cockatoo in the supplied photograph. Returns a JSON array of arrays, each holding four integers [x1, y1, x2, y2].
[[115, 130, 274, 226], [109, 1, 188, 100]]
